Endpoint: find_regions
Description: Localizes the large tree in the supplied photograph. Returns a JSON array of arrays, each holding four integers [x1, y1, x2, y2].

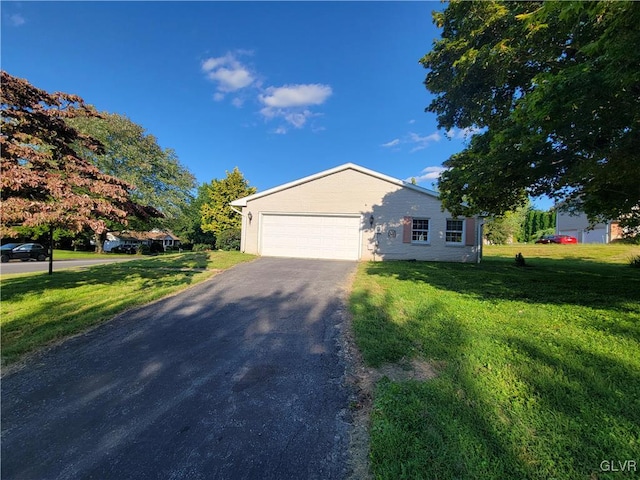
[[68, 113, 196, 224], [201, 168, 256, 244], [67, 113, 196, 250], [421, 1, 640, 230], [0, 71, 158, 269]]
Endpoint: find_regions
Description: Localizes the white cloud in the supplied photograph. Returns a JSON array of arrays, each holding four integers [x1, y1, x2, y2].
[[201, 53, 331, 133], [284, 110, 316, 128], [202, 52, 256, 94], [259, 84, 332, 108], [407, 166, 447, 184], [206, 66, 253, 92], [260, 108, 318, 129], [408, 131, 441, 152], [382, 139, 400, 148], [259, 84, 332, 130], [409, 132, 441, 143], [9, 14, 25, 26], [380, 131, 442, 152], [446, 127, 483, 139], [383, 126, 483, 154]]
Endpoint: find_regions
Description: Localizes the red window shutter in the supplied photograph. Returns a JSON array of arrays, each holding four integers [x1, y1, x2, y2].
[[403, 216, 412, 243], [465, 218, 475, 246]]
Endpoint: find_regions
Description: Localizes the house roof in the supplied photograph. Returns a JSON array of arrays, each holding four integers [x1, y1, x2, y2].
[[149, 229, 180, 240], [109, 230, 181, 242], [230, 162, 439, 207]]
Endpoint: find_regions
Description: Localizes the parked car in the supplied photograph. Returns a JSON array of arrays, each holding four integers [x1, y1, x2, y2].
[[1, 243, 49, 262], [1, 243, 24, 261], [535, 235, 578, 244]]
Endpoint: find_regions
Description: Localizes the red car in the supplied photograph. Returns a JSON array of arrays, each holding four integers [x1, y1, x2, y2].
[[535, 235, 578, 244]]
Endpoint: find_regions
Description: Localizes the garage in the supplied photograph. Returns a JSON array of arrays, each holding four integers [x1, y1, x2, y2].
[[260, 213, 361, 260], [582, 228, 607, 243], [230, 163, 481, 263]]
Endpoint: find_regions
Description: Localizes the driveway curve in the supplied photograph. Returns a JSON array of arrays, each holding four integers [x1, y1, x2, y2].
[[1, 258, 357, 480]]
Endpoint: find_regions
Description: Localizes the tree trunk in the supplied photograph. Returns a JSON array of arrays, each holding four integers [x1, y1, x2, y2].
[[94, 231, 107, 254]]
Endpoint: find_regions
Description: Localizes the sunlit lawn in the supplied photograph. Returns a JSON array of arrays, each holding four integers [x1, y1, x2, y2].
[[350, 243, 640, 479], [0, 251, 254, 365], [51, 249, 130, 260]]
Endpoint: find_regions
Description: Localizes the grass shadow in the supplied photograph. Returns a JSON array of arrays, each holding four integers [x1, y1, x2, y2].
[[350, 256, 640, 479], [364, 256, 639, 312], [0, 252, 253, 364], [352, 288, 557, 479]]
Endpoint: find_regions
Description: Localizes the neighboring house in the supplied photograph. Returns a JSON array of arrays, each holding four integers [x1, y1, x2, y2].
[[556, 210, 623, 243], [230, 163, 482, 262], [103, 229, 181, 252]]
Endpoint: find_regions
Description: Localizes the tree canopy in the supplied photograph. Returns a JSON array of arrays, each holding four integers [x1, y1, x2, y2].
[[201, 167, 256, 238], [171, 182, 217, 248], [0, 71, 158, 239], [68, 112, 196, 227], [421, 1, 640, 229]]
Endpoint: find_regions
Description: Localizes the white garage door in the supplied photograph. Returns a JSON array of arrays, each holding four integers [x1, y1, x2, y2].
[[260, 214, 361, 260]]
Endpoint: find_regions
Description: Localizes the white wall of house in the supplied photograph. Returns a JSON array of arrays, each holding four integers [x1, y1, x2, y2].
[[233, 165, 479, 262], [103, 231, 180, 252]]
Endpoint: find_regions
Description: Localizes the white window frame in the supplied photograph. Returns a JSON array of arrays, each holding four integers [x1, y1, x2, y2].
[[411, 218, 430, 244], [445, 219, 465, 245]]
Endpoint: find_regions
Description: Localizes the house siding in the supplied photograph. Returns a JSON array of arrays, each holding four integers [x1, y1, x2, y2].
[[238, 167, 479, 262]]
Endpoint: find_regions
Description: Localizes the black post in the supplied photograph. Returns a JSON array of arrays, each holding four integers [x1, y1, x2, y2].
[[48, 225, 54, 275]]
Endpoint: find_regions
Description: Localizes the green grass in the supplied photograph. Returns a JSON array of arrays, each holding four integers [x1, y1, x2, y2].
[[50, 249, 131, 260], [0, 251, 254, 365], [350, 243, 640, 480]]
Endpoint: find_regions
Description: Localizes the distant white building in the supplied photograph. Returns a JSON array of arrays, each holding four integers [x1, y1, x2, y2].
[[556, 211, 622, 243], [103, 229, 181, 252]]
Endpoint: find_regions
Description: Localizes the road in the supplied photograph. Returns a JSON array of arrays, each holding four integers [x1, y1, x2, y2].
[[0, 257, 137, 275], [1, 258, 357, 479]]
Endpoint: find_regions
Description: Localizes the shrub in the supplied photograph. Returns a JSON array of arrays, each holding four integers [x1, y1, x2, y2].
[[192, 243, 213, 252], [149, 243, 164, 254], [629, 255, 640, 268], [612, 236, 640, 245], [217, 228, 241, 251]]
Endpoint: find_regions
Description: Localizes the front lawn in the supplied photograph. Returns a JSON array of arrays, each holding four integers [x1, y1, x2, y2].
[[50, 249, 131, 260], [350, 243, 640, 479], [0, 251, 254, 366]]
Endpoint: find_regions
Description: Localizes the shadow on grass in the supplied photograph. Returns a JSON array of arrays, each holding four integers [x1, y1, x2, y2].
[[1, 253, 212, 302], [0, 253, 220, 364], [352, 263, 640, 479], [353, 289, 539, 479], [364, 257, 640, 312]]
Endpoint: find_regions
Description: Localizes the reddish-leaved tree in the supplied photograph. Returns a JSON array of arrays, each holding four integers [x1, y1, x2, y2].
[[1, 71, 159, 272]]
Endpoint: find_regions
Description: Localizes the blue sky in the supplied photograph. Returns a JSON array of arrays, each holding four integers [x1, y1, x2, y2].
[[2, 1, 552, 209]]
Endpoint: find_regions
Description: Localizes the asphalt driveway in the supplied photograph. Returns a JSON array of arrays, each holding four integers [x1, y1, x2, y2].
[[1, 258, 357, 480]]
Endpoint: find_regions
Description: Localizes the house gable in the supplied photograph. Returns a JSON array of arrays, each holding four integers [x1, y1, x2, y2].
[[231, 163, 439, 208]]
